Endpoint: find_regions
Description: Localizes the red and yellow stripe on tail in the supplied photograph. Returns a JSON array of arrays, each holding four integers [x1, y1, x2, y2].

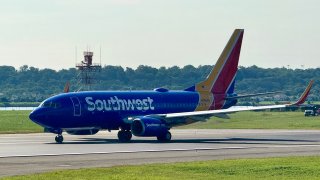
[[195, 29, 244, 111], [293, 80, 314, 105]]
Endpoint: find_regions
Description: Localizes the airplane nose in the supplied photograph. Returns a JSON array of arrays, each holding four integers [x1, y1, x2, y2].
[[29, 110, 38, 122], [29, 109, 44, 124]]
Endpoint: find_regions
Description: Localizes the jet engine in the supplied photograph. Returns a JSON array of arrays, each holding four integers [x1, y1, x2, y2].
[[66, 129, 99, 135], [131, 117, 168, 137]]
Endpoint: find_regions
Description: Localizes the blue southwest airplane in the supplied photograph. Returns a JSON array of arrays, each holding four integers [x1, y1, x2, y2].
[[29, 29, 313, 143]]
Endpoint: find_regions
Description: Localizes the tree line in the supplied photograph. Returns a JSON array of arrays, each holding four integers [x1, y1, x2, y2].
[[0, 65, 319, 103]]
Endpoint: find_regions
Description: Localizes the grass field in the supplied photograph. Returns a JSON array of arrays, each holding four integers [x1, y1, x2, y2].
[[0, 102, 40, 107], [3, 156, 320, 179], [1, 111, 320, 134], [0, 111, 42, 134]]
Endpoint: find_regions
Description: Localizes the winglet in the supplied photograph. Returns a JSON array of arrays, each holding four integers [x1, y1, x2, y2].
[[292, 80, 314, 105], [63, 81, 70, 93]]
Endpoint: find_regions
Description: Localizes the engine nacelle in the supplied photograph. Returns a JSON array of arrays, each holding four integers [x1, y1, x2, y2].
[[131, 117, 167, 137], [66, 129, 99, 135]]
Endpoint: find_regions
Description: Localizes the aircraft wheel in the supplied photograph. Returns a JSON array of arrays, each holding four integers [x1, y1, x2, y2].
[[55, 134, 64, 144], [118, 130, 132, 142], [157, 131, 171, 142]]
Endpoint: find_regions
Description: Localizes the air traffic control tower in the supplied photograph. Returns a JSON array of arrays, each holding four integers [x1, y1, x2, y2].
[[76, 51, 101, 91]]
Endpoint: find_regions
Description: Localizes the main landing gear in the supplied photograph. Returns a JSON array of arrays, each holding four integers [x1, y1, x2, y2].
[[157, 131, 172, 142], [117, 130, 171, 142], [55, 134, 64, 143], [118, 130, 132, 142]]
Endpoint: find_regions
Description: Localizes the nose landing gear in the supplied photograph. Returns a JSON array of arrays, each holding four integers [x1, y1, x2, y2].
[[55, 134, 64, 143]]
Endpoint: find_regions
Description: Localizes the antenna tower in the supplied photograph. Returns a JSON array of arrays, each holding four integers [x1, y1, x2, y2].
[[76, 51, 101, 91]]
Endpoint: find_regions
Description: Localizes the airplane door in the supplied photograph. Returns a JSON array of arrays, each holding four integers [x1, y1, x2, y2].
[[70, 97, 81, 116]]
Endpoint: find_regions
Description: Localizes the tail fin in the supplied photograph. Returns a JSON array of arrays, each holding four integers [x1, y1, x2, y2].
[[196, 29, 244, 94], [292, 80, 314, 105], [193, 29, 244, 111], [63, 81, 70, 93], [227, 79, 236, 94]]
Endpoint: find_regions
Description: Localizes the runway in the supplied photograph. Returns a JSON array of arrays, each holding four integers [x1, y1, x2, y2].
[[1, 129, 320, 177]]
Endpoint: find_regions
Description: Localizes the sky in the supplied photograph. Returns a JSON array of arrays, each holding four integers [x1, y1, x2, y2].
[[0, 0, 319, 70]]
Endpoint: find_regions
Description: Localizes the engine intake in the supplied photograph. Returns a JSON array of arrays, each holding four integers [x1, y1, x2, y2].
[[131, 117, 167, 137]]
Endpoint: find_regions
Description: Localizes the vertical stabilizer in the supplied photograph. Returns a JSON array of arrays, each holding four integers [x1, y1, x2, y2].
[[293, 80, 314, 105], [196, 29, 243, 94], [195, 29, 244, 110]]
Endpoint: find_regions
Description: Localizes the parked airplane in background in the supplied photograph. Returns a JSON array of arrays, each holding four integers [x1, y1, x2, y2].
[[29, 29, 313, 143]]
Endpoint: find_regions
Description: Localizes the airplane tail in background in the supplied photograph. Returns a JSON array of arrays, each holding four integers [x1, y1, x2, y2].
[[292, 80, 314, 105], [195, 29, 244, 94], [63, 82, 70, 93]]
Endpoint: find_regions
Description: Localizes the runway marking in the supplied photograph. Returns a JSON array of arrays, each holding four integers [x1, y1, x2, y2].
[[0, 141, 49, 145], [0, 147, 249, 158], [57, 165, 72, 167], [265, 144, 320, 148], [2, 144, 320, 158]]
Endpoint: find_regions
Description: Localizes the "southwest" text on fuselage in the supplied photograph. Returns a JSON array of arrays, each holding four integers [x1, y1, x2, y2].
[[85, 96, 155, 112]]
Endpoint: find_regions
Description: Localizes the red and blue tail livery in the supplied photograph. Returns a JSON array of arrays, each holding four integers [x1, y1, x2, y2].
[[29, 29, 313, 143]]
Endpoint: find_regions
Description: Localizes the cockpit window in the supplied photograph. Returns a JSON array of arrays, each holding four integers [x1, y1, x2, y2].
[[41, 101, 61, 108], [53, 102, 61, 108], [42, 101, 52, 108]]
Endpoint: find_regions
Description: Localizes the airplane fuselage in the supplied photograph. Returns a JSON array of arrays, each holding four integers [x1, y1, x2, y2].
[[30, 90, 237, 132]]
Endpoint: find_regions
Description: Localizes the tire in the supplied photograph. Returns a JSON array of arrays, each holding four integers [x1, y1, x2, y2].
[[157, 131, 172, 142], [118, 130, 132, 142], [55, 134, 63, 143]]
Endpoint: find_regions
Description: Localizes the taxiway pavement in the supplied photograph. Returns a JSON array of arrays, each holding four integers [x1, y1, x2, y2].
[[1, 129, 320, 177]]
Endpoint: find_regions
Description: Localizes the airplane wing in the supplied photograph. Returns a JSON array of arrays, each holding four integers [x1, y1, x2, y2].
[[151, 80, 314, 127]]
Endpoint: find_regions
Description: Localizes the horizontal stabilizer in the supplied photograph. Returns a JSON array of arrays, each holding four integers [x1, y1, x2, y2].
[[212, 113, 230, 119], [225, 91, 283, 100]]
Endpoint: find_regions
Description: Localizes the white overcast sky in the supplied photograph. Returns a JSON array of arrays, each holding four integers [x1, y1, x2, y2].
[[0, 0, 319, 70]]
